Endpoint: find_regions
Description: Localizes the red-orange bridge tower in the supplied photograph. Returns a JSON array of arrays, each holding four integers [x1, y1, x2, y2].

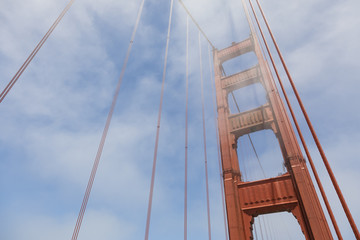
[[213, 6, 333, 240]]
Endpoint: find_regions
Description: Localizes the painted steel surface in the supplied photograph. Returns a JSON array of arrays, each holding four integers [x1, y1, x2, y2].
[[213, 23, 333, 240]]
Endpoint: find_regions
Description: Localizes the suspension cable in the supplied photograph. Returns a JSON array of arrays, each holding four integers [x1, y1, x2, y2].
[[280, 214, 293, 240], [0, 0, 76, 103], [253, 223, 259, 239], [267, 217, 275, 240], [184, 15, 189, 240], [268, 218, 276, 240], [70, 1, 146, 239], [144, 0, 174, 239], [207, 44, 229, 240], [222, 64, 266, 179], [230, 91, 266, 178], [258, 216, 265, 240], [263, 216, 273, 240], [198, 32, 212, 240], [254, 1, 360, 238], [247, 0, 344, 238], [246, 5, 304, 239], [70, 0, 146, 239], [178, 0, 215, 49], [260, 216, 271, 240], [238, 137, 249, 181]]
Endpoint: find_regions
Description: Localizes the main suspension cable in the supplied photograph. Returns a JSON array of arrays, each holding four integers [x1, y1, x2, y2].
[[207, 44, 229, 240], [254, 2, 360, 238], [198, 32, 212, 240], [247, 0, 343, 238], [144, 0, 174, 239], [178, 0, 215, 49], [184, 15, 189, 240], [70, 0, 146, 239], [0, 0, 76, 103]]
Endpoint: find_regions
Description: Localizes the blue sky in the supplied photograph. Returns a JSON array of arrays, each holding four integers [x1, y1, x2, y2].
[[0, 0, 359, 239]]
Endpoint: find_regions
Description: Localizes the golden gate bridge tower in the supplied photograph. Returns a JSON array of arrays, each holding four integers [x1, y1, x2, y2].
[[213, 7, 331, 240], [212, 0, 359, 239], [1, 0, 360, 239], [213, 25, 333, 240]]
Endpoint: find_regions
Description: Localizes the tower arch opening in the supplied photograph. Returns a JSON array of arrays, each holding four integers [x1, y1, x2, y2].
[[221, 51, 258, 76], [237, 129, 285, 182], [228, 82, 267, 114]]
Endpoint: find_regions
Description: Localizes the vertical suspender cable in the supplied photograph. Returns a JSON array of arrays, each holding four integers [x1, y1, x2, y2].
[[243, 0, 343, 237], [247, 0, 342, 238], [260, 216, 270, 240], [70, 0, 146, 239], [239, 1, 297, 238], [263, 216, 272, 240], [207, 44, 229, 240], [280, 214, 293, 240], [184, 15, 189, 240], [246, 2, 298, 238], [258, 216, 265, 240], [268, 218, 276, 240], [230, 91, 266, 178], [198, 32, 212, 240], [144, 0, 174, 239], [0, 0, 76, 103], [267, 218, 275, 239], [254, 3, 360, 238], [254, 223, 259, 239], [221, 66, 266, 180], [238, 138, 249, 181]]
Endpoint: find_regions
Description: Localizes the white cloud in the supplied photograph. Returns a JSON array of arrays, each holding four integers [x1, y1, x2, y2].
[[1, 0, 359, 239]]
